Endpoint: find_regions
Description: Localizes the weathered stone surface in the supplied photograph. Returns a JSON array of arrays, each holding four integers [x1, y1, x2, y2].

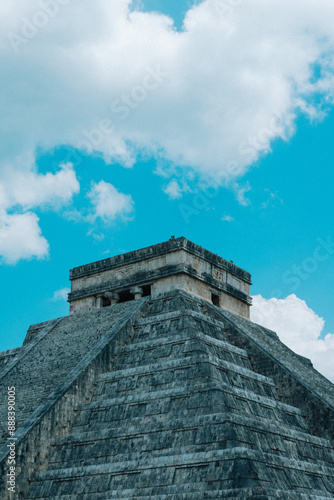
[[1, 235, 334, 499], [0, 299, 146, 499], [68, 237, 252, 318], [0, 302, 137, 450], [208, 306, 334, 443], [0, 347, 21, 370], [0, 289, 333, 499]]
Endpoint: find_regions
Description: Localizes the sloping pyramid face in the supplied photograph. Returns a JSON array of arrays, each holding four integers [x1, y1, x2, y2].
[[3, 291, 334, 499], [0, 301, 136, 450]]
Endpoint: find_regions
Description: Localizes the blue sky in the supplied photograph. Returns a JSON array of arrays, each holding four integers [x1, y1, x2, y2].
[[0, 0, 333, 379]]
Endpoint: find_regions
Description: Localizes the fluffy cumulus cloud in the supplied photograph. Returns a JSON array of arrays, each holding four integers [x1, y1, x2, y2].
[[0, 212, 49, 265], [52, 287, 70, 301], [0, 163, 80, 264], [88, 181, 134, 223], [2, 0, 334, 178], [2, 0, 334, 260], [0, 163, 80, 212], [2, 0, 334, 177], [251, 294, 334, 382]]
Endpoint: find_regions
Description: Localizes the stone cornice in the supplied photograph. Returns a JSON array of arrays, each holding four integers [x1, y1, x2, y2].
[[68, 263, 252, 305], [69, 237, 252, 284]]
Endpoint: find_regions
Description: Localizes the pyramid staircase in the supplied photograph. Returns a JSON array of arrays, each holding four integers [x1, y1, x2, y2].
[[24, 293, 334, 499], [0, 301, 134, 449]]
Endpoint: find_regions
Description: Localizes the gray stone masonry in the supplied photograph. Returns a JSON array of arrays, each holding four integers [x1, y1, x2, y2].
[[68, 237, 252, 318], [207, 306, 334, 443], [1, 289, 333, 499], [0, 299, 146, 499], [0, 302, 134, 449], [0, 347, 22, 370]]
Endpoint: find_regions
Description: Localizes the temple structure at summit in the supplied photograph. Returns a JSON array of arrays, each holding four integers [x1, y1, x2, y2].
[[68, 237, 252, 318], [0, 237, 333, 499]]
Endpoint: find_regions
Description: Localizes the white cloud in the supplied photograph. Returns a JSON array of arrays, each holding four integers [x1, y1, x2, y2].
[[52, 287, 70, 301], [163, 180, 183, 200], [88, 181, 134, 222], [221, 214, 234, 222], [2, 0, 334, 259], [1, 0, 334, 185], [251, 294, 334, 382], [0, 212, 49, 264], [1, 163, 80, 211], [0, 163, 80, 265]]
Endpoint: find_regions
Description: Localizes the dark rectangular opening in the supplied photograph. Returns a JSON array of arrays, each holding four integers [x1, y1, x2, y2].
[[102, 297, 111, 307], [142, 285, 151, 297], [211, 293, 220, 307], [118, 290, 134, 303]]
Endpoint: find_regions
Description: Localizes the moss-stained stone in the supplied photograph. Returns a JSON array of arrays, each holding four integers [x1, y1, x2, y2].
[[0, 239, 333, 498]]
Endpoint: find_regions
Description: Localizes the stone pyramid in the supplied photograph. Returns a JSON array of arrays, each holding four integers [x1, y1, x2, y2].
[[0, 238, 333, 499]]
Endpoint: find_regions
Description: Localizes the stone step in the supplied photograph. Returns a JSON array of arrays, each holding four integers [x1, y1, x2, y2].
[[26, 488, 334, 500], [134, 310, 225, 329], [0, 302, 134, 447], [20, 290, 334, 499], [54, 411, 333, 452], [48, 417, 334, 471], [78, 378, 302, 417], [73, 380, 307, 433], [116, 331, 251, 370], [47, 441, 260, 471], [71, 404, 309, 441], [25, 447, 334, 498], [106, 490, 334, 500], [120, 330, 247, 357], [132, 311, 227, 344], [99, 352, 273, 386], [95, 353, 276, 397], [142, 294, 210, 318]]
